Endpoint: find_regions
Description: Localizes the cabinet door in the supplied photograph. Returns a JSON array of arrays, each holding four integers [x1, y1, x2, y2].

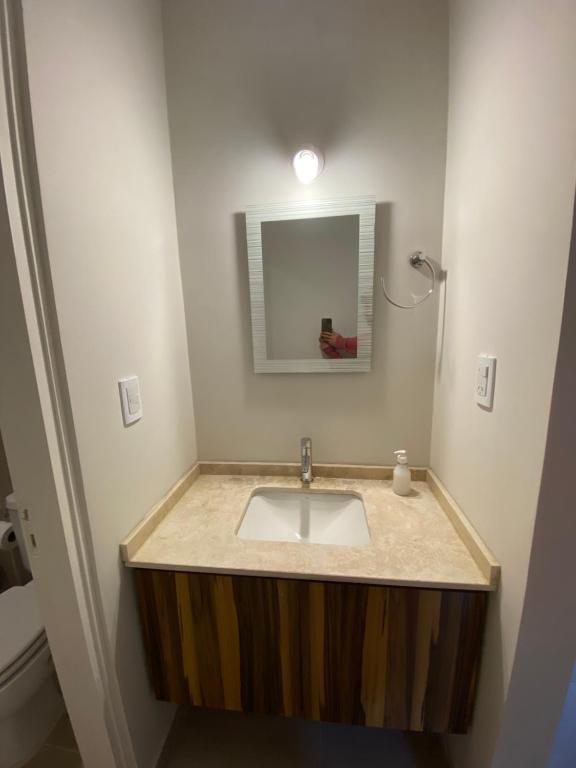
[[134, 569, 487, 733]]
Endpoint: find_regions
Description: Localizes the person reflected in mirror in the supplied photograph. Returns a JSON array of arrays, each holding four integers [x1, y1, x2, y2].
[[319, 331, 358, 359]]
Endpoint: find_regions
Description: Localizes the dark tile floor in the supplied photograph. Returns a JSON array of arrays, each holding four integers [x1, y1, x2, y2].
[[159, 708, 450, 768]]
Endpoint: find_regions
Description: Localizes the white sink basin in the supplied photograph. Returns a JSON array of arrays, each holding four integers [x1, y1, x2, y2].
[[236, 488, 371, 546]]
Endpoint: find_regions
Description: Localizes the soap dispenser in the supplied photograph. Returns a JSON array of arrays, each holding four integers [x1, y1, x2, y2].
[[392, 450, 411, 496]]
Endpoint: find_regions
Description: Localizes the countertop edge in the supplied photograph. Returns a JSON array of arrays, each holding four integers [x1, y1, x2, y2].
[[122, 558, 494, 592], [120, 463, 200, 561], [198, 461, 428, 481], [427, 469, 501, 588]]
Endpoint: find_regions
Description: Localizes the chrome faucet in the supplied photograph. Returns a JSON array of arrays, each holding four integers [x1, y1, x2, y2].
[[300, 437, 313, 485]]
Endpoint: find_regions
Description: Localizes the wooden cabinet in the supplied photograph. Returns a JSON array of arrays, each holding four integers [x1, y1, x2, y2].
[[134, 569, 487, 734]]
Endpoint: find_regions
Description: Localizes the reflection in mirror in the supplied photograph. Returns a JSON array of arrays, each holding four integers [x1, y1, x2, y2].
[[262, 216, 359, 361], [246, 197, 375, 374]]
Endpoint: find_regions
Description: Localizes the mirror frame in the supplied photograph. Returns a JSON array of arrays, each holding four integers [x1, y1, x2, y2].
[[246, 196, 376, 373]]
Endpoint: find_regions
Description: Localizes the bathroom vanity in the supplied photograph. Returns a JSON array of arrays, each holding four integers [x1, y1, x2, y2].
[[121, 465, 499, 735]]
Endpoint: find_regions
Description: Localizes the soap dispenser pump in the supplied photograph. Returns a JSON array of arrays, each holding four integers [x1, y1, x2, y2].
[[392, 450, 411, 496]]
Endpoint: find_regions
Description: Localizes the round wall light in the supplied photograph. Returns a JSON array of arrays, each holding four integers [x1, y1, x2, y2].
[[293, 145, 324, 184]]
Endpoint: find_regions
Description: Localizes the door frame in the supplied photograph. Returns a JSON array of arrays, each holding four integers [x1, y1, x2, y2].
[[0, 2, 136, 766]]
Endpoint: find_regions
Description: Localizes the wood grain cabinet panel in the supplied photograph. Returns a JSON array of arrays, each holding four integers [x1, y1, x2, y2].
[[134, 569, 487, 734]]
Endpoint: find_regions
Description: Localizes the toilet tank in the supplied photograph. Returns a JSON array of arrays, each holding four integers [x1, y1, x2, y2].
[[5, 494, 32, 574]]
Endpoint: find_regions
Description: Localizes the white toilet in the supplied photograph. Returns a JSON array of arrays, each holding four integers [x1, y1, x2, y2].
[[0, 495, 64, 768]]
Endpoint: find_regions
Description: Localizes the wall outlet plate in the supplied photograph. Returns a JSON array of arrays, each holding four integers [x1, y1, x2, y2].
[[118, 376, 142, 426], [475, 355, 496, 409]]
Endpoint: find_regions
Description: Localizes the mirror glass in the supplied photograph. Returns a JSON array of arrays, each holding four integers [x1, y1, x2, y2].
[[246, 197, 375, 373], [262, 216, 359, 360]]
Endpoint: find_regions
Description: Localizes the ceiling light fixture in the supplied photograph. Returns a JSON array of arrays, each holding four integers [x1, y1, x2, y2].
[[293, 146, 324, 184]]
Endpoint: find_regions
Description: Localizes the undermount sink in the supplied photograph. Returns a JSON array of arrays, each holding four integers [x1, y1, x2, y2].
[[236, 488, 371, 546]]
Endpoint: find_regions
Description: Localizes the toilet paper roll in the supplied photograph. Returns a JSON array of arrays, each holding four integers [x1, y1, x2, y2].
[[0, 520, 18, 551]]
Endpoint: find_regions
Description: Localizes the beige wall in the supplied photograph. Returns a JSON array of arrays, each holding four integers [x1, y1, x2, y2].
[[430, 1, 576, 766], [164, 0, 448, 466], [21, 0, 197, 765]]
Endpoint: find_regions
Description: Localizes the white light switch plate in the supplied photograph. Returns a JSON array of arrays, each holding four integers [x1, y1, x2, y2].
[[475, 355, 496, 409], [118, 376, 142, 426]]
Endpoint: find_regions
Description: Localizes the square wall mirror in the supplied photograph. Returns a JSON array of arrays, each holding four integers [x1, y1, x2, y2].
[[245, 197, 376, 373]]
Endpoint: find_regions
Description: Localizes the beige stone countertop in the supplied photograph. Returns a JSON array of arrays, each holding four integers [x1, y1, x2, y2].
[[122, 473, 498, 591]]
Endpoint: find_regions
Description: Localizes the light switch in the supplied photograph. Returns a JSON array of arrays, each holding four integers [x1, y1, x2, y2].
[[118, 376, 142, 426], [127, 386, 140, 415], [476, 365, 488, 397], [475, 356, 496, 409]]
